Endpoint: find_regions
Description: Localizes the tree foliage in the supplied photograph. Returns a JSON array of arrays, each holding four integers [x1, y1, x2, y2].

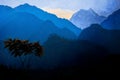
[[4, 38, 43, 57]]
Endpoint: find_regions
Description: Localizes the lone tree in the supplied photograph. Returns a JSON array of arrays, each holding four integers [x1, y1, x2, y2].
[[4, 38, 43, 69]]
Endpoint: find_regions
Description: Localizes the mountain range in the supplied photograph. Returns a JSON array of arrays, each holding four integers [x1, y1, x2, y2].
[[0, 3, 120, 70], [0, 4, 80, 44]]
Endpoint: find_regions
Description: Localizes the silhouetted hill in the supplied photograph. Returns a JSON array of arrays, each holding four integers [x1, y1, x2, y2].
[[102, 9, 120, 29], [42, 34, 108, 68], [79, 24, 120, 53], [70, 8, 106, 29], [14, 3, 81, 35]]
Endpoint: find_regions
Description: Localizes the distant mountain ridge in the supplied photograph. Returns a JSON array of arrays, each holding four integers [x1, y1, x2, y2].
[[70, 8, 106, 29]]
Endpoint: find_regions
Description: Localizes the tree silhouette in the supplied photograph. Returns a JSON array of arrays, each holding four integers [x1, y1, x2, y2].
[[4, 38, 43, 69]]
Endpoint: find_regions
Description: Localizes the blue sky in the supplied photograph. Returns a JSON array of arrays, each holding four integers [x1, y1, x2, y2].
[[0, 0, 120, 19]]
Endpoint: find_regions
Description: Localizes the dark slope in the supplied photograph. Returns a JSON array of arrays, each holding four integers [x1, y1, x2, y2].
[[79, 24, 120, 53], [102, 9, 120, 29]]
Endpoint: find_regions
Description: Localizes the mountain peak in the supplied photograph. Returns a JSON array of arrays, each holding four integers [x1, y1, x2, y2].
[[15, 3, 35, 8], [75, 8, 98, 17], [70, 9, 106, 29], [23, 3, 30, 6], [88, 8, 93, 11], [14, 3, 45, 15], [21, 3, 33, 7]]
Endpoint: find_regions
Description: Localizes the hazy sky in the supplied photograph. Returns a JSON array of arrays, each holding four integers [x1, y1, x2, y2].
[[0, 0, 120, 19]]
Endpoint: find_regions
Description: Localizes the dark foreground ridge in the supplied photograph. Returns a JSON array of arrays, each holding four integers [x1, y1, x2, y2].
[[0, 52, 119, 80]]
